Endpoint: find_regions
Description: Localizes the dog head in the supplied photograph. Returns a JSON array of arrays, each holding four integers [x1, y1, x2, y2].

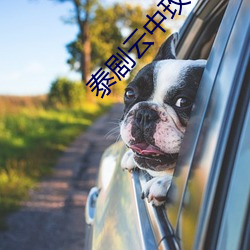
[[120, 33, 206, 174]]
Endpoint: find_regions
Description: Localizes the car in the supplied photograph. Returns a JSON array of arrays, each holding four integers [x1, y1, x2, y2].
[[85, 0, 250, 249]]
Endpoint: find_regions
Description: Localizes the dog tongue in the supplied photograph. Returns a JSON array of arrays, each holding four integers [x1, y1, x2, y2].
[[130, 143, 163, 155]]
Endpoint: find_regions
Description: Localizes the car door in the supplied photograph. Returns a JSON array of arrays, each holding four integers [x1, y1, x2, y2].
[[166, 0, 250, 249], [84, 0, 250, 249]]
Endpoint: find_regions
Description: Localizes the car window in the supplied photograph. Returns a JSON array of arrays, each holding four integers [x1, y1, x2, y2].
[[177, 0, 229, 60], [134, 0, 231, 248], [215, 76, 250, 250], [166, 0, 232, 231], [133, 0, 230, 248], [165, 0, 249, 249]]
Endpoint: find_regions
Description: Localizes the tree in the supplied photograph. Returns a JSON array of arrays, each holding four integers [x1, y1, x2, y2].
[[66, 3, 127, 99], [66, 3, 172, 98], [52, 0, 98, 100], [54, 1, 174, 100], [66, 4, 123, 72]]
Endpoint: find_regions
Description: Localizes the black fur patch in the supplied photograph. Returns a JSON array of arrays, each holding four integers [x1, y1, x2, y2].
[[122, 62, 156, 119], [163, 66, 205, 125]]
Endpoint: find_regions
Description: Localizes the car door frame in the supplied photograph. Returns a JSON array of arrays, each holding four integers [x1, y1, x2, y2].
[[166, 0, 250, 249]]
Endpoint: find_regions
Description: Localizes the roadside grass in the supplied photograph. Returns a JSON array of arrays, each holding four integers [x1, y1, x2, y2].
[[0, 96, 112, 230]]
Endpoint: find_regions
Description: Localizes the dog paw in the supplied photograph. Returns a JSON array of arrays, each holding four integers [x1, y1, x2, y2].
[[121, 149, 135, 172], [141, 175, 172, 206]]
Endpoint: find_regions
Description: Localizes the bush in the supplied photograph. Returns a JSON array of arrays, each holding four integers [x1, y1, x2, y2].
[[0, 100, 111, 229], [48, 77, 85, 108]]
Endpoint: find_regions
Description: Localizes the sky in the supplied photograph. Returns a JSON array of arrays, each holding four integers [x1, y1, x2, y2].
[[0, 0, 197, 96], [0, 0, 79, 96]]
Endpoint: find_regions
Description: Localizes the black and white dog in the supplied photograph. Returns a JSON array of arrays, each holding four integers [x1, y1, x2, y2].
[[120, 33, 206, 206]]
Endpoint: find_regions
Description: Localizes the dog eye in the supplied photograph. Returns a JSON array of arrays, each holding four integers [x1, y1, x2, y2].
[[175, 97, 192, 108], [125, 89, 136, 100]]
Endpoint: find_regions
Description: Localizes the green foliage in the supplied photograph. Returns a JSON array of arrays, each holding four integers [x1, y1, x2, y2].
[[90, 4, 172, 67], [66, 3, 172, 84], [0, 96, 111, 230], [117, 4, 172, 81], [90, 4, 124, 69], [58, 1, 179, 99], [48, 77, 85, 108]]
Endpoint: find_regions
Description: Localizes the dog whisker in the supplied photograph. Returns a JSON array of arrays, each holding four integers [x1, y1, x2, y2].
[[115, 134, 121, 143], [107, 121, 120, 126], [106, 118, 121, 125], [105, 126, 119, 134], [105, 130, 119, 140]]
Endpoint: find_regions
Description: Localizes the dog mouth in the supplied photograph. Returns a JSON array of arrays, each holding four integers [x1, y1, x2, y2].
[[129, 143, 178, 164]]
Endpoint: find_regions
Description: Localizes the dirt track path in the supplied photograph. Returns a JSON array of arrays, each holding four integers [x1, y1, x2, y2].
[[0, 104, 123, 250]]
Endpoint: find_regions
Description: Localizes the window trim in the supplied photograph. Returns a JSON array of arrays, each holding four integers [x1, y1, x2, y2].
[[164, 0, 248, 249]]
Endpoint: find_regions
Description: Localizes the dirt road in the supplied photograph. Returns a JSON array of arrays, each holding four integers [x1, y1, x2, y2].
[[0, 103, 123, 250]]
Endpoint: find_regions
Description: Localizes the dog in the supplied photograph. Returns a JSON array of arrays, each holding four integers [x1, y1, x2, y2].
[[120, 33, 206, 206]]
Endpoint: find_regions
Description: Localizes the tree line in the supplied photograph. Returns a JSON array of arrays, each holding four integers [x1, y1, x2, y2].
[[51, 0, 172, 100]]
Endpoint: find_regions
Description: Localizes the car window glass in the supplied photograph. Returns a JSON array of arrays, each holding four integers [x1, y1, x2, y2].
[[165, 0, 231, 232], [216, 100, 250, 249], [164, 0, 246, 249], [174, 1, 248, 248]]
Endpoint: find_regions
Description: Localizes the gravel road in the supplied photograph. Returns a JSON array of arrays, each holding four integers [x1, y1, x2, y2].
[[0, 103, 123, 250]]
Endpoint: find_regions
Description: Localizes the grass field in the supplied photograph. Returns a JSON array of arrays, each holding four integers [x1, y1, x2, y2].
[[0, 95, 111, 230]]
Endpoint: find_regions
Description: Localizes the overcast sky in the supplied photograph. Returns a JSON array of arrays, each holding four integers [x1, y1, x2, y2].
[[0, 0, 197, 96]]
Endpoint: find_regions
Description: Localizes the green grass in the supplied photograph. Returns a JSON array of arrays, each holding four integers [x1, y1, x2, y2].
[[0, 98, 111, 230]]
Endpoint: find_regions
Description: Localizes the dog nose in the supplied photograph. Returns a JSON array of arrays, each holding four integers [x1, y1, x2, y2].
[[135, 109, 159, 130]]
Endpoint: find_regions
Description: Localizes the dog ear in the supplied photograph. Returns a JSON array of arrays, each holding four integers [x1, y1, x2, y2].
[[153, 32, 179, 61]]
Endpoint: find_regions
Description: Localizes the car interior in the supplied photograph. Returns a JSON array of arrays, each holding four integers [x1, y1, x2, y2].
[[177, 0, 229, 60]]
